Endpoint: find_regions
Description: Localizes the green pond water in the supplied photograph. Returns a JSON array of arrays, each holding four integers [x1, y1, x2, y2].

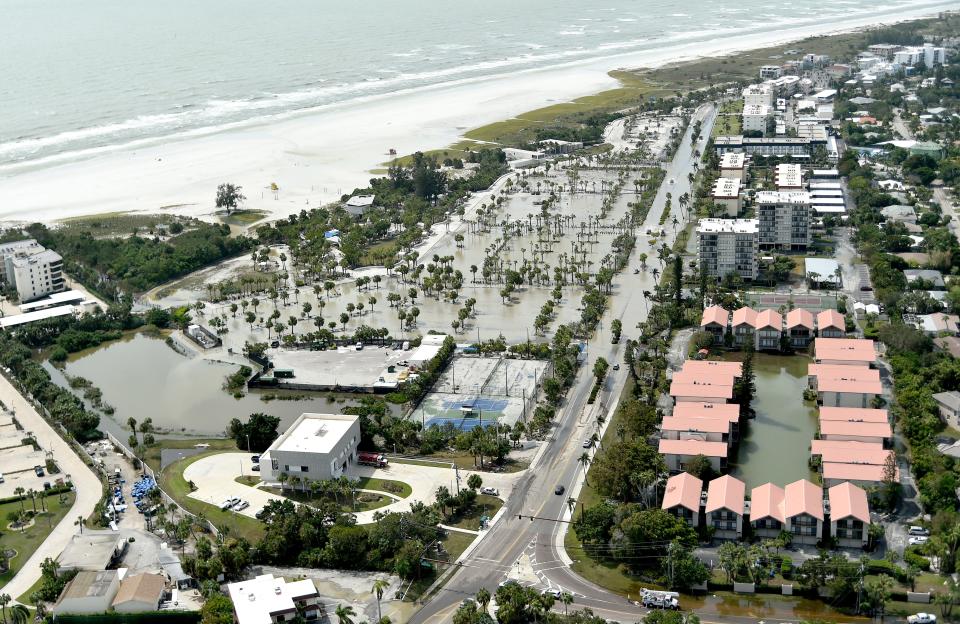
[[724, 352, 819, 489], [43, 332, 394, 439]]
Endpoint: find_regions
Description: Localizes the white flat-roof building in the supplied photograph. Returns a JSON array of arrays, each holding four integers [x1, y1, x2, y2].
[[742, 104, 771, 134], [6, 249, 66, 302], [719, 152, 747, 181], [344, 195, 375, 217], [260, 413, 361, 483], [697, 219, 759, 280], [711, 178, 742, 217], [228, 574, 321, 624], [743, 84, 773, 107], [756, 191, 811, 250], [55, 570, 121, 615], [0, 239, 43, 284], [759, 65, 782, 80], [774, 163, 803, 190]]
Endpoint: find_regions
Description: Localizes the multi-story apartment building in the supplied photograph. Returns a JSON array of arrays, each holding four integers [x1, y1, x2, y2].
[[0, 239, 43, 284], [5, 249, 66, 302], [697, 219, 759, 280], [742, 84, 773, 108], [755, 191, 811, 250], [742, 104, 771, 134]]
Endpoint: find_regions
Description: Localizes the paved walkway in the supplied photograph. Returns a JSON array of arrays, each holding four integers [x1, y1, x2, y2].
[[183, 451, 521, 524], [0, 375, 102, 601]]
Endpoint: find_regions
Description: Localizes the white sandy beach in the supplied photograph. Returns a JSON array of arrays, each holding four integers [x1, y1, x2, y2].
[[0, 4, 954, 226]]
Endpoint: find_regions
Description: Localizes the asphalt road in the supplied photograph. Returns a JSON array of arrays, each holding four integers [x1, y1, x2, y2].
[[409, 102, 718, 624]]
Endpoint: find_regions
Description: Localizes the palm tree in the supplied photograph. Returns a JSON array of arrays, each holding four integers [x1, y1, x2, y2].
[[578, 453, 591, 485], [9, 605, 28, 624], [335, 604, 356, 624], [560, 592, 574, 616], [371, 579, 389, 622], [475, 588, 491, 614], [0, 594, 10, 624]]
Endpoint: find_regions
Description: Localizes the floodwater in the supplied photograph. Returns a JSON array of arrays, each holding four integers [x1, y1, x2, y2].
[[724, 352, 819, 489], [44, 332, 383, 438]]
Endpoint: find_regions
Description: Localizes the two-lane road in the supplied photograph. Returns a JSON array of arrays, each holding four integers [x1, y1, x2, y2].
[[410, 102, 717, 624]]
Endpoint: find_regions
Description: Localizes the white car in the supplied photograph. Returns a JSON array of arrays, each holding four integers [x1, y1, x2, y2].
[[220, 497, 240, 510], [541, 588, 562, 600], [908, 613, 937, 624], [908, 536, 929, 546], [233, 500, 250, 512], [480, 487, 499, 496]]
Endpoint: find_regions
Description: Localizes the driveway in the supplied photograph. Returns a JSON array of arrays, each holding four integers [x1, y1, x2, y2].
[[0, 375, 102, 601], [182, 452, 521, 524]]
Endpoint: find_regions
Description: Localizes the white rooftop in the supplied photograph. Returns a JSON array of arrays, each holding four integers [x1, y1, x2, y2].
[[19, 289, 87, 312], [0, 305, 77, 329], [345, 195, 375, 207], [227, 574, 318, 624], [756, 191, 811, 205], [697, 218, 758, 234], [720, 153, 746, 169], [805, 258, 841, 280], [775, 163, 803, 188], [271, 413, 358, 455], [712, 177, 741, 198], [743, 104, 771, 116]]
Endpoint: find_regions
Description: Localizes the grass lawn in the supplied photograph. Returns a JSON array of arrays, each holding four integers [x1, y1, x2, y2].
[[357, 477, 412, 498], [399, 529, 478, 603], [143, 437, 237, 473], [159, 451, 265, 542], [16, 574, 45, 604], [260, 486, 394, 514], [421, 451, 528, 473], [0, 491, 75, 587], [57, 212, 187, 237], [235, 476, 261, 487], [444, 495, 503, 531], [219, 209, 268, 226], [391, 457, 452, 468]]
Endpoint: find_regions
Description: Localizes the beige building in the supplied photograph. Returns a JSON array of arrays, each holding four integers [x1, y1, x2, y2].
[[55, 570, 121, 615], [697, 219, 759, 280], [719, 152, 747, 181], [711, 178, 742, 216], [756, 191, 811, 250], [4, 248, 66, 303], [112, 573, 166, 613]]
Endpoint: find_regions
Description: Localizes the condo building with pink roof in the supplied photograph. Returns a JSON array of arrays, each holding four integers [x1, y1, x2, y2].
[[828, 482, 871, 548], [814, 338, 877, 367], [668, 366, 735, 403], [808, 364, 882, 408], [819, 419, 891, 444], [661, 472, 703, 528], [658, 439, 728, 473], [783, 479, 824, 544], [822, 461, 899, 489], [817, 309, 846, 338], [786, 308, 815, 348], [818, 406, 888, 423], [755, 309, 783, 350], [661, 415, 731, 444], [732, 307, 758, 348], [749, 482, 786, 539], [672, 402, 741, 440], [700, 305, 730, 344], [705, 475, 745, 539]]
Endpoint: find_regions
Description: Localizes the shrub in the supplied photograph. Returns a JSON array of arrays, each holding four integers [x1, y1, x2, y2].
[[781, 555, 793, 579], [904, 548, 931, 572]]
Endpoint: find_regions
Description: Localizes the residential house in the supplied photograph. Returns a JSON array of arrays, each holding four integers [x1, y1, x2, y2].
[[934, 336, 960, 359], [819, 419, 891, 444], [822, 460, 898, 489], [828, 482, 871, 549], [732, 307, 758, 347], [700, 306, 730, 344], [705, 475, 745, 540], [932, 391, 960, 430], [661, 414, 731, 444], [679, 360, 742, 378], [784, 479, 824, 545], [818, 406, 888, 423], [662, 472, 703, 528], [658, 439, 728, 473], [228, 574, 322, 624], [112, 573, 166, 613], [916, 312, 960, 335], [786, 308, 815, 348], [55, 570, 121, 615], [809, 364, 882, 408], [816, 310, 845, 338], [814, 338, 876, 367], [672, 402, 742, 441], [904, 269, 945, 289], [749, 482, 786, 540], [754, 309, 783, 351]]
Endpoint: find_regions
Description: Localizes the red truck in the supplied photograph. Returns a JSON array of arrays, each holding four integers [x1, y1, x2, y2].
[[358, 452, 388, 468]]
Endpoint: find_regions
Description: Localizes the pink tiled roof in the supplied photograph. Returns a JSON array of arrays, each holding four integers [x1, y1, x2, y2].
[[705, 475, 745, 515], [817, 309, 845, 331], [662, 472, 703, 513], [823, 462, 898, 483], [808, 364, 880, 383], [818, 446, 894, 466], [810, 439, 884, 455], [681, 360, 743, 378], [819, 420, 891, 439], [669, 381, 733, 399], [786, 308, 815, 329], [784, 479, 824, 521], [816, 377, 882, 394], [701, 305, 730, 328], [672, 370, 738, 386], [732, 306, 758, 327], [661, 415, 730, 434], [818, 407, 888, 423], [750, 483, 785, 523], [658, 438, 728, 458], [755, 309, 783, 330], [814, 338, 877, 364], [673, 403, 741, 423], [828, 482, 870, 523]]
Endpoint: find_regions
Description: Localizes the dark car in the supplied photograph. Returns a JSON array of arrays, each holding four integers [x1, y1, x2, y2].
[[270, 341, 280, 348], [251, 464, 260, 472], [554, 485, 565, 495], [251, 455, 260, 463], [34, 465, 45, 477]]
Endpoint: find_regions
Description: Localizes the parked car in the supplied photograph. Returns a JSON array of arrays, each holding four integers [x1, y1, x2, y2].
[[582, 439, 593, 448], [220, 497, 240, 510], [34, 465, 45, 477], [554, 485, 565, 495], [498, 579, 519, 589], [251, 455, 260, 463], [612, 363, 620, 371], [234, 500, 250, 512], [251, 464, 260, 472], [908, 613, 937, 624], [480, 487, 499, 496], [270, 341, 280, 348], [909, 536, 929, 546], [908, 526, 930, 536], [0, 473, 4, 483]]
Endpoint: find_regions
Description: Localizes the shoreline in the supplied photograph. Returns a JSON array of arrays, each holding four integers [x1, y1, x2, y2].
[[0, 3, 955, 227]]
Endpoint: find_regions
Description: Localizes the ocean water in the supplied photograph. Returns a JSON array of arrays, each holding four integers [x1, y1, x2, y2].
[[0, 0, 950, 170]]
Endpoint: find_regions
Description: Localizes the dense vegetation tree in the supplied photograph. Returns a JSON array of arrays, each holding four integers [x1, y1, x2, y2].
[[227, 413, 281, 452]]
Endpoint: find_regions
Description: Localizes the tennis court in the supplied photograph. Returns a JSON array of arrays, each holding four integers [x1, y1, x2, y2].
[[745, 292, 837, 311]]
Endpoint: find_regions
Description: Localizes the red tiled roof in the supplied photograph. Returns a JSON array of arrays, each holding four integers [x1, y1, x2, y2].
[[701, 305, 730, 328], [786, 308, 815, 329], [662, 472, 703, 513], [784, 479, 824, 521], [828, 482, 870, 523], [705, 475, 745, 515]]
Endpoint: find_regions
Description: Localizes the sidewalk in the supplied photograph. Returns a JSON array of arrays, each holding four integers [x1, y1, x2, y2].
[[0, 374, 102, 600]]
